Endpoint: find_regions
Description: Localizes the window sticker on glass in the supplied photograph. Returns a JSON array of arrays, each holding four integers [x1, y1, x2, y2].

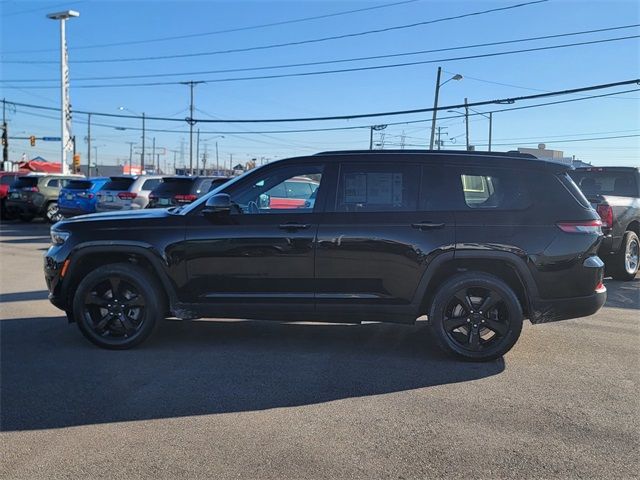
[[344, 173, 367, 203]]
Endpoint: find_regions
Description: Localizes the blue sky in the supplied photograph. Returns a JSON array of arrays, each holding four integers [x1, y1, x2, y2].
[[1, 0, 639, 168]]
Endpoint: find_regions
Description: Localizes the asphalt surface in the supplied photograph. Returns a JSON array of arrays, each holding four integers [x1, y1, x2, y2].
[[1, 220, 639, 479]]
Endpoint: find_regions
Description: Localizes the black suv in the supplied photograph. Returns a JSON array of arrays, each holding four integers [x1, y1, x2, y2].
[[147, 176, 230, 208], [44, 151, 606, 361]]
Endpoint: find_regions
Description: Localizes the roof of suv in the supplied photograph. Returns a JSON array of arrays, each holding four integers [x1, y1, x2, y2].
[[310, 149, 568, 171]]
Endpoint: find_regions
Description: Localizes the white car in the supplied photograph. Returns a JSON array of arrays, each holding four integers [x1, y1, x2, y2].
[[96, 176, 163, 212]]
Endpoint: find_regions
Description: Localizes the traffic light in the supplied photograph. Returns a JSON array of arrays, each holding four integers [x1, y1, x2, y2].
[[30, 135, 36, 147]]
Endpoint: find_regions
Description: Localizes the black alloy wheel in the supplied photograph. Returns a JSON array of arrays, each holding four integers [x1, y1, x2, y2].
[[429, 272, 523, 361], [73, 263, 162, 349]]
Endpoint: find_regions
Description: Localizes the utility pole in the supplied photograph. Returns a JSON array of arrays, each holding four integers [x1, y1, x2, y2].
[[229, 153, 233, 173], [126, 141, 135, 173], [87, 112, 91, 176], [464, 97, 470, 150], [196, 128, 200, 175], [215, 141, 219, 173], [488, 112, 493, 152], [181, 81, 203, 175], [151, 137, 156, 173], [141, 112, 146, 172], [429, 66, 442, 150], [436, 126, 442, 150], [2, 99, 8, 165], [173, 150, 177, 174], [369, 127, 374, 150]]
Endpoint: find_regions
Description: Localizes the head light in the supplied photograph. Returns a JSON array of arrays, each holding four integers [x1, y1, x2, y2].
[[50, 230, 70, 246]]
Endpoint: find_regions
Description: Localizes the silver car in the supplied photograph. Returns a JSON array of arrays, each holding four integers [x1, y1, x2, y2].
[[95, 176, 163, 212]]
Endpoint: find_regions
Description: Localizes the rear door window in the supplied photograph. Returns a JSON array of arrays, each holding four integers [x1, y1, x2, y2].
[[334, 163, 420, 212], [152, 178, 194, 195], [420, 166, 455, 210], [47, 179, 59, 188], [458, 169, 531, 210]]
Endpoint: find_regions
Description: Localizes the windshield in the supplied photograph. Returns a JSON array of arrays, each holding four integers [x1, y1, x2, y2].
[[64, 180, 93, 190], [570, 170, 638, 198], [11, 177, 39, 189], [180, 166, 268, 215], [153, 178, 195, 195], [101, 177, 135, 191]]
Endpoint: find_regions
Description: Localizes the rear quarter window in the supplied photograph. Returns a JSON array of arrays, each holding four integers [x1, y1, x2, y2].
[[457, 168, 531, 210]]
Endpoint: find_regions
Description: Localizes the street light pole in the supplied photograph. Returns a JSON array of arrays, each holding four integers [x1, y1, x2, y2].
[[215, 141, 219, 173], [429, 68, 462, 150], [488, 112, 493, 152], [47, 10, 79, 174]]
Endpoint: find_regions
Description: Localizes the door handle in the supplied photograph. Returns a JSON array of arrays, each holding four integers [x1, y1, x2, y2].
[[278, 223, 311, 230], [411, 222, 445, 230]]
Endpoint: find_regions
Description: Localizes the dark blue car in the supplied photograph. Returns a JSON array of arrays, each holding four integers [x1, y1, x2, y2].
[[58, 178, 109, 217]]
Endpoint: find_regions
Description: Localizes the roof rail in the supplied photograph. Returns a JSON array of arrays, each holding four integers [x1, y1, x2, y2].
[[314, 149, 538, 159]]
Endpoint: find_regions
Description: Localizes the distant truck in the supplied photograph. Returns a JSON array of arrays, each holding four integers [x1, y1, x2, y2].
[[570, 167, 640, 280]]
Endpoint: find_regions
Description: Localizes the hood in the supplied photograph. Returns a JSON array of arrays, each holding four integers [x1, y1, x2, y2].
[[58, 207, 173, 225]]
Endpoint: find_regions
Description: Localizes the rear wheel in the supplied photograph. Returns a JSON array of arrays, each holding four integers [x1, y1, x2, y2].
[[610, 231, 639, 281], [429, 272, 523, 361], [73, 263, 163, 349], [45, 201, 63, 223]]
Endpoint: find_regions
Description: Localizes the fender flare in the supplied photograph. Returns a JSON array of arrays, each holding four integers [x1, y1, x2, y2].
[[62, 242, 179, 307], [411, 250, 538, 315]]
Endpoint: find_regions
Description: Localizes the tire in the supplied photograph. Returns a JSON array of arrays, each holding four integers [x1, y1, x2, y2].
[[45, 201, 63, 224], [610, 231, 639, 281], [429, 272, 524, 362], [72, 263, 164, 349], [18, 214, 34, 222]]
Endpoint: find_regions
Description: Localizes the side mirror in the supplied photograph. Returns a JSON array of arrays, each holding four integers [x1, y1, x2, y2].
[[202, 193, 232, 215]]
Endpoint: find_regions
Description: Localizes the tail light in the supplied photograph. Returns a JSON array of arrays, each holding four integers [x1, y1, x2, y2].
[[557, 219, 602, 234], [595, 281, 606, 293], [174, 194, 197, 203], [117, 191, 138, 200], [596, 205, 613, 229], [77, 192, 95, 199]]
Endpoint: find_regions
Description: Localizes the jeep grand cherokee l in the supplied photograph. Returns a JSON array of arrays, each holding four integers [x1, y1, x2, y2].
[[44, 150, 606, 361]]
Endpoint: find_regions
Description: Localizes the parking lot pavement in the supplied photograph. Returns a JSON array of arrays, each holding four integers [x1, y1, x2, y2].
[[1, 221, 638, 479]]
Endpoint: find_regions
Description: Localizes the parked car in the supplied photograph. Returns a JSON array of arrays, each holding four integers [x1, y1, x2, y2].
[[45, 150, 606, 360], [147, 176, 230, 208], [6, 173, 84, 223], [263, 175, 319, 209], [570, 166, 640, 280], [0, 171, 27, 219], [58, 177, 109, 218], [95, 175, 163, 212]]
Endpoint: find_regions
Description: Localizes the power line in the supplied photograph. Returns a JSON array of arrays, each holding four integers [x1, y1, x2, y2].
[[389, 134, 640, 147], [4, 24, 637, 84], [4, 0, 549, 64], [2, 0, 418, 54], [5, 35, 638, 89], [5, 84, 639, 133]]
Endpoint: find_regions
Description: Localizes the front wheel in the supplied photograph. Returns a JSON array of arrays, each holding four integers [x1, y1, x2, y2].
[[610, 231, 639, 281], [429, 272, 523, 361], [72, 263, 163, 349]]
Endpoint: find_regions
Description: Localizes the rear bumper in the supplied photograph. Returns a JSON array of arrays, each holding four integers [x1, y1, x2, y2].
[[5, 200, 42, 216], [59, 206, 93, 217], [530, 288, 606, 323]]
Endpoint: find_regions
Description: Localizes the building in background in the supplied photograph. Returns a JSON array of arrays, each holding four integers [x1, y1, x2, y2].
[[517, 144, 592, 168]]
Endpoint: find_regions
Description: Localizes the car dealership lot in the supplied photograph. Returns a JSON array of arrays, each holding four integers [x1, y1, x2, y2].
[[1, 221, 638, 479]]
